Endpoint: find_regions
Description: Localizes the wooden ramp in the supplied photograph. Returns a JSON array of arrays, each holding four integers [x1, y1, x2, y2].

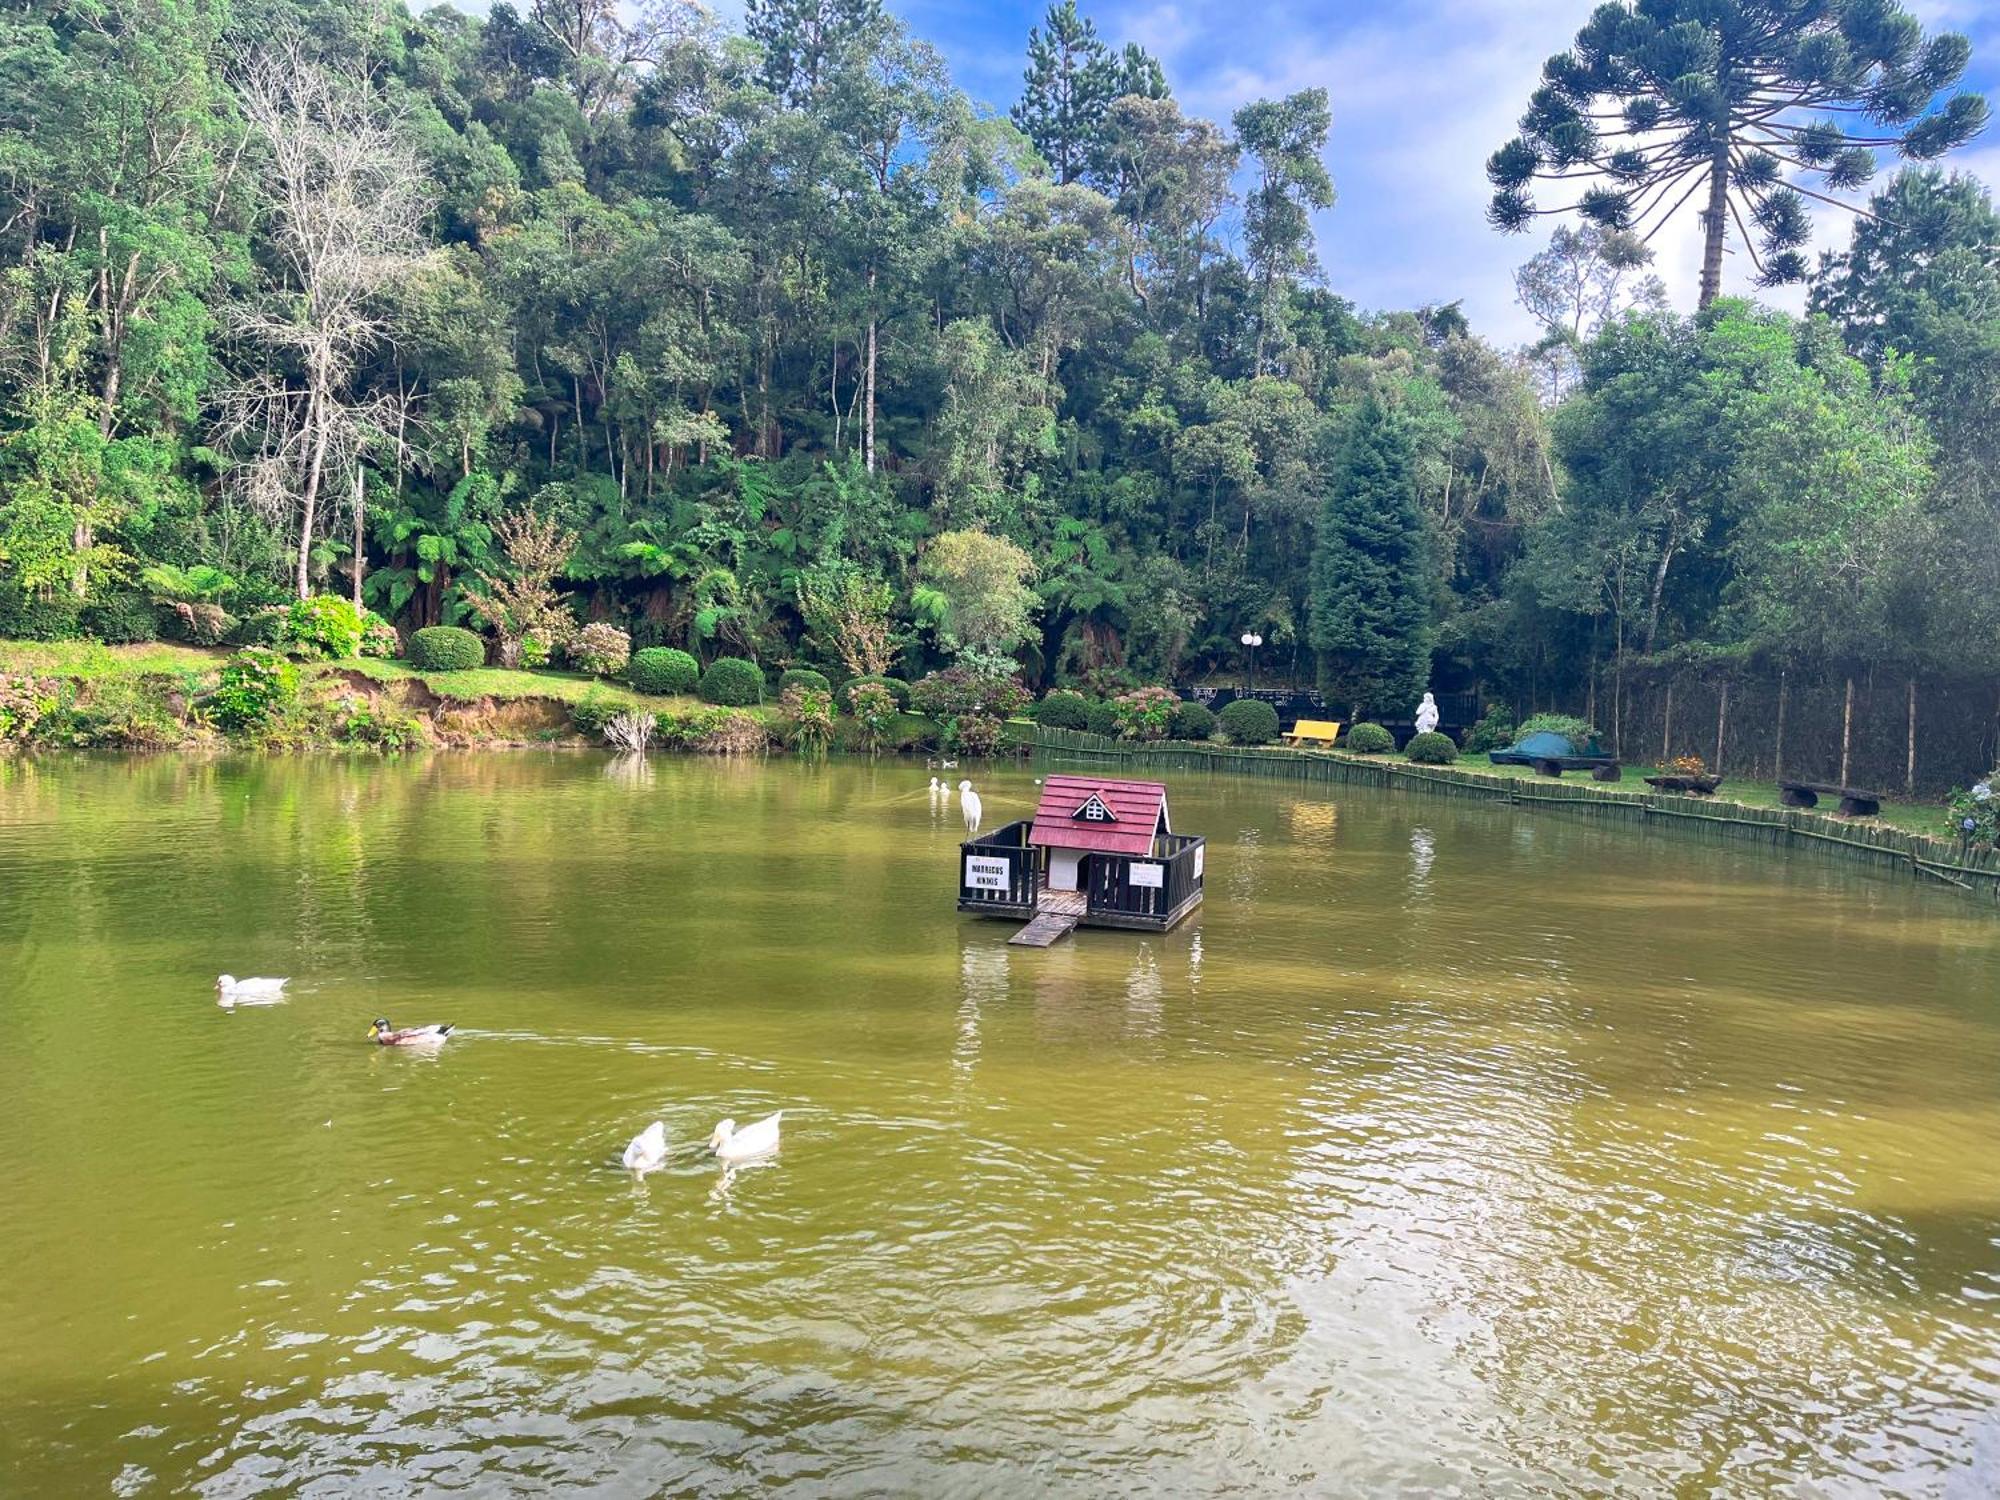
[[1010, 911, 1078, 947]]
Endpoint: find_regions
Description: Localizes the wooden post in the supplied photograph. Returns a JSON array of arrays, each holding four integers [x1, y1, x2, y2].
[[1906, 677, 1917, 797], [1714, 679, 1728, 776], [1661, 679, 1673, 766], [1840, 675, 1854, 786], [1775, 671, 1787, 781]]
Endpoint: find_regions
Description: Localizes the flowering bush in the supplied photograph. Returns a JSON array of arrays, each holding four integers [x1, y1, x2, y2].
[[282, 595, 366, 659], [1946, 776, 1998, 843], [910, 667, 1028, 752], [952, 713, 1007, 757], [567, 622, 632, 677], [848, 680, 899, 751], [1111, 685, 1178, 741], [781, 683, 836, 755], [360, 614, 401, 659], [1670, 753, 1708, 777], [0, 675, 62, 742]]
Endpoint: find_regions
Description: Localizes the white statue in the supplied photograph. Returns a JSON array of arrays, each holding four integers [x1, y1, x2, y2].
[[1415, 692, 1439, 735]]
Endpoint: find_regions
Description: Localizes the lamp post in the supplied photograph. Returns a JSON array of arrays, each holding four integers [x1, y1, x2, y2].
[[1240, 632, 1263, 693]]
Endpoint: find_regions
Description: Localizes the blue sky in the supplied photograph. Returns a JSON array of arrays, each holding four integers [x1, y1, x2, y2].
[[884, 0, 2000, 345]]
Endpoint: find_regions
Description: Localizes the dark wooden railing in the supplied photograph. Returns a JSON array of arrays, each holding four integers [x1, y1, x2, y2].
[[959, 819, 1041, 911], [1086, 833, 1204, 922]]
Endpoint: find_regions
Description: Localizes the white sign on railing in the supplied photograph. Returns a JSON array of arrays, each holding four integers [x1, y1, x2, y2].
[[1129, 861, 1164, 889], [1193, 845, 1204, 880], [965, 855, 1012, 892]]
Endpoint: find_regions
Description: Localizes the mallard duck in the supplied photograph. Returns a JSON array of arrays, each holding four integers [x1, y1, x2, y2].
[[708, 1111, 782, 1163], [369, 1018, 453, 1047], [622, 1120, 668, 1174], [217, 974, 289, 1007]]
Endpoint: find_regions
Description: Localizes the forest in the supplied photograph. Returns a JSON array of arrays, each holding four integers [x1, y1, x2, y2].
[[0, 0, 1995, 786]]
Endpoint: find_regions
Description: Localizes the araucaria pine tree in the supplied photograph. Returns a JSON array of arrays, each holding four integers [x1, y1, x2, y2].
[[1011, 1, 1115, 185], [1486, 0, 1988, 306], [1308, 400, 1432, 719]]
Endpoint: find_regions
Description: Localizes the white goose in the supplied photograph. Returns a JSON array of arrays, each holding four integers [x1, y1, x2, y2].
[[217, 974, 289, 1007], [959, 780, 983, 835], [622, 1120, 668, 1175], [708, 1111, 782, 1163]]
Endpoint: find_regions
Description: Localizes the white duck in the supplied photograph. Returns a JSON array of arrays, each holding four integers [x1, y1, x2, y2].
[[217, 974, 289, 1007], [959, 780, 983, 835], [708, 1111, 782, 1163], [622, 1120, 668, 1175]]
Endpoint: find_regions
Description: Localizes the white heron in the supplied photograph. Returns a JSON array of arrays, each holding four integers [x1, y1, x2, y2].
[[708, 1111, 782, 1163], [959, 780, 983, 835], [622, 1120, 668, 1175], [217, 974, 289, 1007]]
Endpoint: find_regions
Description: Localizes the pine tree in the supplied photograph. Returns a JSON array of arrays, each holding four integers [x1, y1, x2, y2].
[[1011, 1, 1114, 185], [746, 0, 883, 105], [1308, 400, 1433, 718]]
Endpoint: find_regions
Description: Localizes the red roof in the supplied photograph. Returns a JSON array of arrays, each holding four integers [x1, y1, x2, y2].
[[1029, 775, 1170, 858]]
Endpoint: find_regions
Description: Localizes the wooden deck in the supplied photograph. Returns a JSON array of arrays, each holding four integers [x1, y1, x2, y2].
[[1037, 889, 1086, 917], [1009, 911, 1079, 947]]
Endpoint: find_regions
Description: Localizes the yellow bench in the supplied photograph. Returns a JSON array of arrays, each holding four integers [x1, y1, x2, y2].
[[1281, 719, 1342, 747]]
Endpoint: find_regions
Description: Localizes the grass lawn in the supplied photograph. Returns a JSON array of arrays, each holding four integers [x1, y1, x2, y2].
[[0, 639, 227, 678], [1358, 747, 1947, 838]]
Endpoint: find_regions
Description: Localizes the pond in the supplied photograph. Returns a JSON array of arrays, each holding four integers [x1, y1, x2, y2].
[[3, 754, 1999, 1495]]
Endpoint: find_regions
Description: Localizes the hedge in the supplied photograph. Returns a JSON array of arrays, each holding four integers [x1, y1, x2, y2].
[[628, 647, 700, 695], [1217, 698, 1279, 745], [409, 625, 487, 671], [699, 655, 765, 706]]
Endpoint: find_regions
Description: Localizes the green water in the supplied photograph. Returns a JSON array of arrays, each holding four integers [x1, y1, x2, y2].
[[3, 754, 1999, 1496]]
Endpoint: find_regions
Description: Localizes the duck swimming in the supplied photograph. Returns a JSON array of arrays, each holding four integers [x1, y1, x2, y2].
[[622, 1120, 668, 1174], [217, 975, 289, 1007], [369, 1018, 453, 1047], [707, 1111, 782, 1163]]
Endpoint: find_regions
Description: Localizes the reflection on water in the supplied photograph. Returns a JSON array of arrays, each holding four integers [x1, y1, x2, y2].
[[3, 752, 2000, 1495]]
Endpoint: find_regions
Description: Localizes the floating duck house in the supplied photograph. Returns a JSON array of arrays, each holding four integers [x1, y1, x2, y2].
[[959, 776, 1205, 944]]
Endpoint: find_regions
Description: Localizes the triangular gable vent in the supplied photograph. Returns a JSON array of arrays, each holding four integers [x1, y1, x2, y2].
[[1072, 792, 1119, 823]]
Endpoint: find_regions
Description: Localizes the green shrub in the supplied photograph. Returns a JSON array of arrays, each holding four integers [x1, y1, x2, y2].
[[779, 667, 832, 699], [1405, 730, 1457, 764], [81, 592, 160, 644], [1345, 721, 1394, 754], [1517, 712, 1596, 744], [699, 655, 764, 705], [227, 608, 285, 647], [1170, 700, 1216, 741], [409, 625, 486, 671], [838, 674, 908, 712], [1034, 690, 1091, 730], [206, 649, 298, 733], [658, 704, 766, 754], [0, 589, 83, 641], [847, 681, 899, 749], [1084, 699, 1121, 737], [1217, 698, 1279, 745], [628, 646, 699, 695], [781, 683, 835, 754], [161, 601, 233, 645], [953, 714, 1006, 756], [1460, 708, 1515, 753], [567, 622, 631, 677], [282, 594, 366, 658], [570, 684, 620, 737]]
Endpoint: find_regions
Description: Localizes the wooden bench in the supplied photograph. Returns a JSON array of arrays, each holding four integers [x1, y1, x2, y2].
[[1645, 773, 1723, 796], [1778, 780, 1882, 818], [1281, 719, 1342, 748]]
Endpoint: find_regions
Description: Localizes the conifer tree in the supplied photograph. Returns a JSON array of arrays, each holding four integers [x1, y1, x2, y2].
[[1308, 399, 1432, 718], [1012, 1, 1114, 185]]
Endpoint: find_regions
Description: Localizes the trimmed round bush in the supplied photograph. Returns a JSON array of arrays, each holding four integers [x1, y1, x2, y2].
[[628, 647, 699, 695], [1405, 729, 1458, 765], [699, 655, 764, 706], [779, 667, 832, 698], [1084, 699, 1121, 738], [1034, 690, 1091, 730], [409, 625, 486, 671], [1170, 700, 1216, 741], [838, 674, 908, 712], [1345, 721, 1395, 754], [82, 592, 161, 644], [1217, 698, 1279, 746], [567, 622, 632, 677]]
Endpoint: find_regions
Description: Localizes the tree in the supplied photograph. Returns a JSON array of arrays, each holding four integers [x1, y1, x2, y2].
[[1233, 89, 1333, 371], [221, 38, 430, 599], [463, 507, 578, 665], [1486, 0, 1988, 306], [1513, 226, 1666, 398], [747, 0, 881, 106], [917, 528, 1038, 668], [1011, 1, 1113, 186], [1307, 399, 1431, 717], [795, 560, 896, 674]]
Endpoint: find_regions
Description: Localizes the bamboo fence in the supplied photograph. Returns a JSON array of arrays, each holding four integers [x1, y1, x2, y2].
[[1031, 725, 2000, 906]]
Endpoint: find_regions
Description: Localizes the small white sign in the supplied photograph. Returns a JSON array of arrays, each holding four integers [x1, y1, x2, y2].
[[1193, 845, 1205, 880], [965, 855, 1012, 892], [1129, 861, 1164, 889]]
